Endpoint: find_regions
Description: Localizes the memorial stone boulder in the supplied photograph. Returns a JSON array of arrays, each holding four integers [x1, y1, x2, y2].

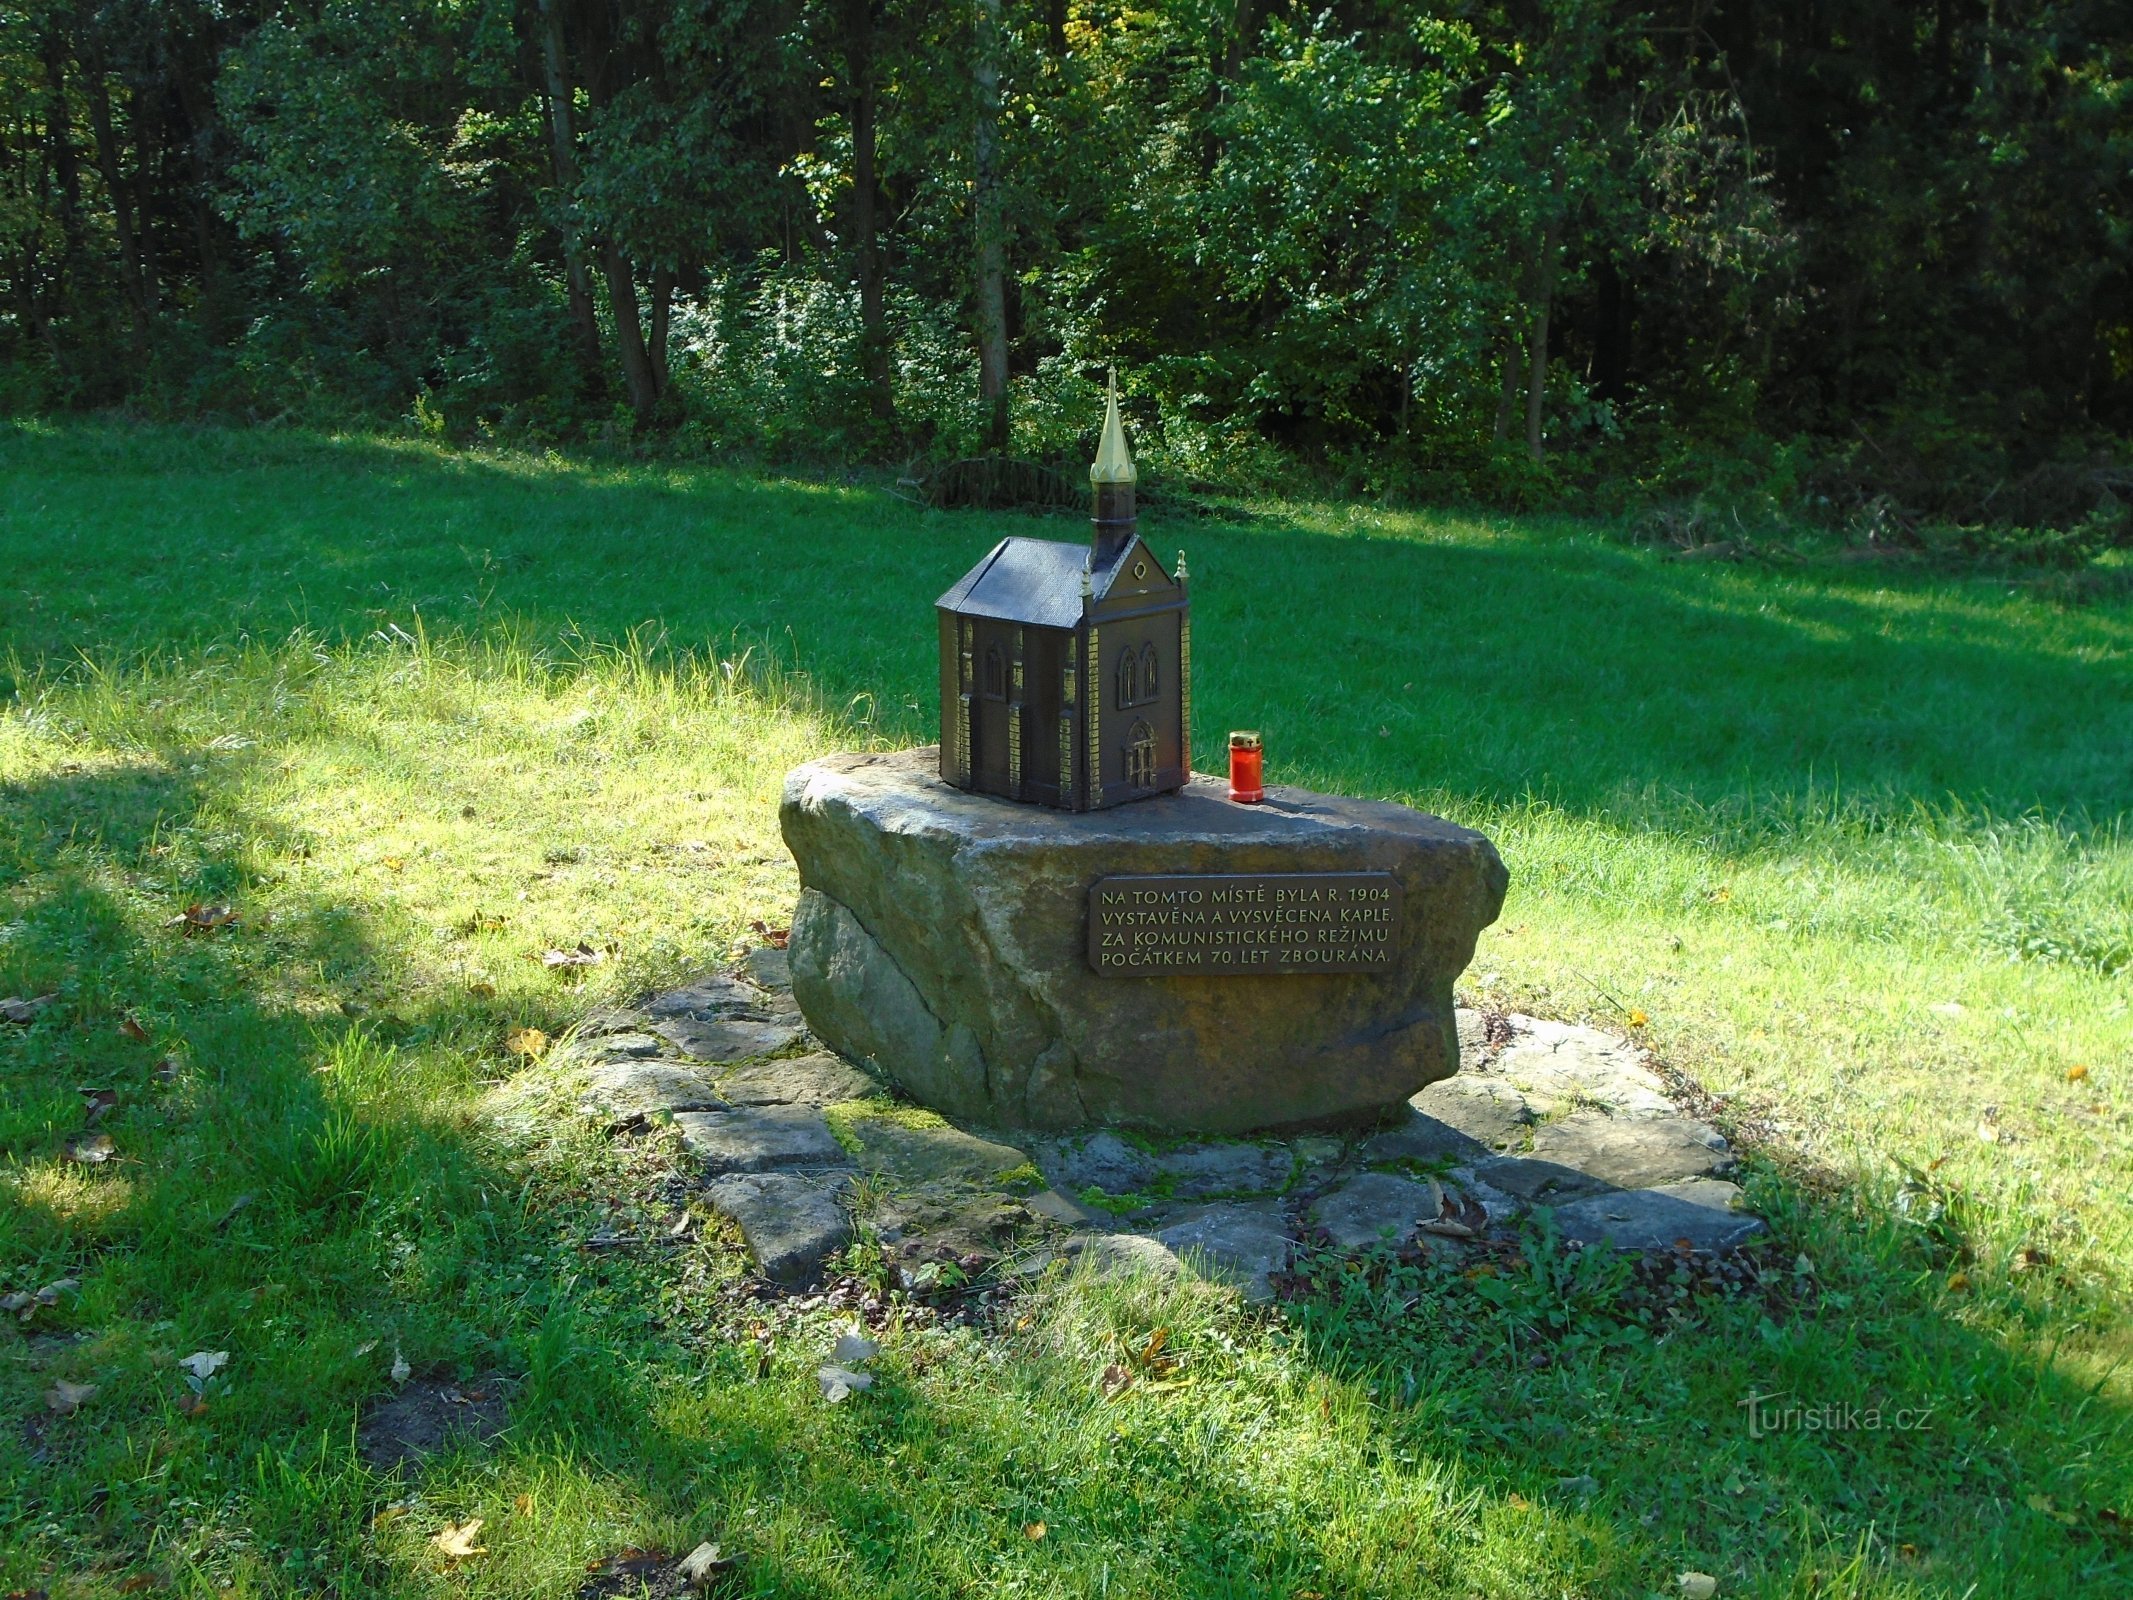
[[781, 746, 1507, 1134]]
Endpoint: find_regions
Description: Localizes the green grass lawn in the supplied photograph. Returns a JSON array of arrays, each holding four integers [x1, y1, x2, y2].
[[2, 419, 2129, 1598]]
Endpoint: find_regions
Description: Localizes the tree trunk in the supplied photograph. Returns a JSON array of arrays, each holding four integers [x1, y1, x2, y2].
[[40, 30, 86, 285], [845, 0, 893, 424], [648, 262, 674, 399], [84, 62, 153, 345], [535, 0, 605, 392], [1525, 210, 1561, 463], [972, 0, 1010, 451], [602, 239, 660, 421], [1493, 328, 1521, 443]]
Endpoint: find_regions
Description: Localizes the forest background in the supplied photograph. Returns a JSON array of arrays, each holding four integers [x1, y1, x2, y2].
[[4, 0, 2130, 551]]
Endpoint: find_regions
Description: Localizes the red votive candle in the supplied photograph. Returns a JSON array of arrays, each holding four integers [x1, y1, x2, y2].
[[1228, 730, 1264, 804]]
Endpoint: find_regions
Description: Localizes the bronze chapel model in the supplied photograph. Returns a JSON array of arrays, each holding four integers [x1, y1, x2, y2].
[[936, 382, 1189, 810]]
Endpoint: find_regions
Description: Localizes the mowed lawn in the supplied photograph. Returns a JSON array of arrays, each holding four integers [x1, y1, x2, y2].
[[2, 420, 2129, 1598]]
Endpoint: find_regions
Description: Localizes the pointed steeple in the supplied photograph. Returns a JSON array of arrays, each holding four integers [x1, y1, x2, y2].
[[1090, 369, 1136, 484], [1088, 369, 1138, 568]]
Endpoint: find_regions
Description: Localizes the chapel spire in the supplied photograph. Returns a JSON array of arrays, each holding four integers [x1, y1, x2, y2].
[[1089, 370, 1138, 568]]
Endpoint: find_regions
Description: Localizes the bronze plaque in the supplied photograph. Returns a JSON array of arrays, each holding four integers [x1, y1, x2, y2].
[[1088, 872, 1401, 976]]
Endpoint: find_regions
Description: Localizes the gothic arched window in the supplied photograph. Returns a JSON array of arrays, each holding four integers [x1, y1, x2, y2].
[[984, 645, 1006, 701], [1126, 719, 1157, 788], [1116, 648, 1137, 710], [1140, 643, 1158, 699]]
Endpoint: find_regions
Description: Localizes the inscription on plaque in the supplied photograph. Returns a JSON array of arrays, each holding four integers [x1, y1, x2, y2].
[[1088, 872, 1401, 975]]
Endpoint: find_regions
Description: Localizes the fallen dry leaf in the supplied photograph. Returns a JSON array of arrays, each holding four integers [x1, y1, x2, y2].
[[1506, 1493, 1532, 1511], [467, 980, 497, 999], [35, 1278, 80, 1307], [0, 1292, 30, 1315], [430, 1519, 486, 1559], [391, 1348, 412, 1385], [1679, 1575, 1719, 1600], [175, 1390, 208, 1418], [503, 1026, 548, 1059], [178, 1350, 229, 1381], [747, 919, 791, 949], [382, 857, 406, 872], [1947, 1271, 1971, 1293], [831, 1333, 880, 1366], [79, 1086, 119, 1122], [1626, 1009, 1649, 1028], [674, 1542, 733, 1587], [118, 1016, 150, 1043], [153, 1057, 181, 1084], [513, 1493, 533, 1516], [0, 993, 56, 1024], [2067, 1063, 2090, 1082], [539, 943, 607, 969], [817, 1365, 873, 1403], [172, 904, 238, 936], [1022, 1521, 1047, 1541], [1976, 1119, 2001, 1144], [66, 1132, 116, 1165], [1099, 1362, 1133, 1399], [45, 1379, 98, 1415]]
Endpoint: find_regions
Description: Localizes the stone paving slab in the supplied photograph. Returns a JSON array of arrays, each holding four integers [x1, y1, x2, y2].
[[716, 1052, 885, 1107], [704, 1172, 854, 1287], [1526, 1110, 1732, 1189], [510, 972, 1773, 1290], [652, 1015, 806, 1064], [579, 1061, 728, 1121], [675, 1106, 853, 1175], [1551, 1178, 1765, 1252], [1155, 1201, 1293, 1302]]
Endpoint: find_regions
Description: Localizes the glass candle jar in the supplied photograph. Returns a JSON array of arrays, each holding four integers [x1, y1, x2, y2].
[[1228, 730, 1264, 804]]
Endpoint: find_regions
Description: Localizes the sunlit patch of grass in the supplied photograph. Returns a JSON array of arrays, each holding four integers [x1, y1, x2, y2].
[[2, 421, 2129, 1597]]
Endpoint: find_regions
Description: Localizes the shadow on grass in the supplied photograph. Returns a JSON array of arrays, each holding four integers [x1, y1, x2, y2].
[[5, 421, 2130, 837], [2, 425, 2130, 1594]]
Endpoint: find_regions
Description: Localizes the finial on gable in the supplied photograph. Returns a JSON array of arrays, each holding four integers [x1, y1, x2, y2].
[[1174, 550, 1189, 584], [1090, 369, 1136, 485]]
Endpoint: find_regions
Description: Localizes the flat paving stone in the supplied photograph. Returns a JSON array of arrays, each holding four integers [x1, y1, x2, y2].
[[1552, 1178, 1765, 1253], [1155, 1200, 1293, 1302], [1407, 1075, 1537, 1151], [578, 1060, 728, 1120], [744, 946, 793, 989], [651, 1015, 804, 1064], [704, 1171, 854, 1286], [1359, 1108, 1491, 1165], [1489, 1021, 1677, 1118], [1025, 1188, 1101, 1227], [1149, 1142, 1294, 1198], [843, 1116, 1031, 1186], [1035, 1131, 1159, 1197], [1527, 1111, 1731, 1189], [674, 1106, 853, 1175], [1069, 1232, 1183, 1280], [1469, 1155, 1615, 1203], [1309, 1172, 1443, 1251], [715, 1052, 884, 1107], [565, 1029, 666, 1063], [645, 973, 771, 1020]]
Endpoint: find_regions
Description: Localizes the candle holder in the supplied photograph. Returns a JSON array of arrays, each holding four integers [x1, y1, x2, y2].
[[1228, 730, 1263, 804]]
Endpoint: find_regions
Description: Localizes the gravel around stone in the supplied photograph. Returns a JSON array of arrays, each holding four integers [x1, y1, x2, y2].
[[510, 965, 1773, 1294]]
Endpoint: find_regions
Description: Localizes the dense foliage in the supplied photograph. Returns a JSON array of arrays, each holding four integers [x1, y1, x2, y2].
[[4, 1, 2130, 526]]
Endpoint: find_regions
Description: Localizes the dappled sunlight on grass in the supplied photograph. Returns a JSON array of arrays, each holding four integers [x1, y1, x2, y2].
[[3, 423, 2130, 1597]]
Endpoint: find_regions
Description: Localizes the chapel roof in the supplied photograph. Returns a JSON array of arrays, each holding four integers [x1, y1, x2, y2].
[[936, 535, 1167, 628]]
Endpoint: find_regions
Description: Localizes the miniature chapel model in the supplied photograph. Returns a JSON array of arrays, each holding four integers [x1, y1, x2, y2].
[[936, 382, 1189, 810]]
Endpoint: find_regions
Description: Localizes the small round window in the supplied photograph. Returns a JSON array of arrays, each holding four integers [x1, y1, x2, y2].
[[1132, 559, 1148, 581]]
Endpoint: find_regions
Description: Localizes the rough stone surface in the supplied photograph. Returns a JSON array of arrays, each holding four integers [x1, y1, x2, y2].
[[781, 748, 1506, 1133], [1071, 1232, 1183, 1280], [715, 1052, 884, 1107], [1149, 1141, 1296, 1198], [1359, 1108, 1490, 1165], [841, 1115, 1032, 1187], [1552, 1178, 1765, 1252], [1527, 1111, 1731, 1189], [704, 1172, 853, 1286], [675, 1106, 852, 1175], [1026, 1188, 1100, 1227], [1489, 1021, 1677, 1118], [1309, 1173, 1443, 1251], [1034, 1131, 1159, 1197], [1155, 1201, 1293, 1301], [1405, 1075, 1537, 1151], [578, 1061, 728, 1120], [567, 1029, 665, 1062], [652, 1015, 804, 1064], [1469, 1155, 1615, 1203], [646, 974, 770, 1020], [744, 946, 793, 990]]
